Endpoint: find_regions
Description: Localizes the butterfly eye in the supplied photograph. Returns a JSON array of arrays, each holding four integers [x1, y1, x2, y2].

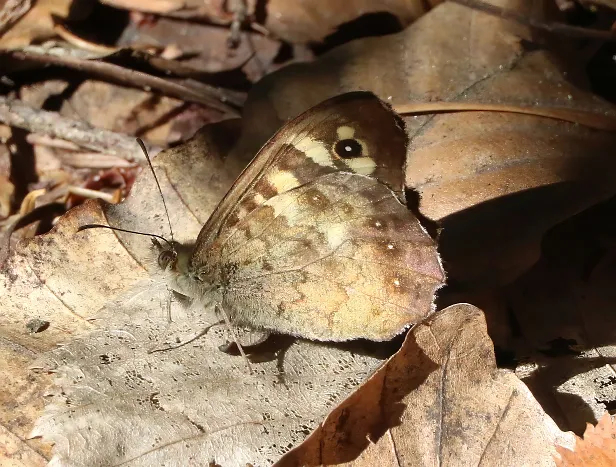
[[334, 139, 363, 158], [158, 249, 177, 270]]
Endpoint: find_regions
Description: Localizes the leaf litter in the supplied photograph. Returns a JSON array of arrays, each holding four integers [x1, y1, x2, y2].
[[2, 0, 616, 465]]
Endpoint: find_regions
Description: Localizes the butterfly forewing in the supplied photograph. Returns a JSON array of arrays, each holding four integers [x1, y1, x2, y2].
[[188, 92, 444, 341], [193, 92, 408, 249]]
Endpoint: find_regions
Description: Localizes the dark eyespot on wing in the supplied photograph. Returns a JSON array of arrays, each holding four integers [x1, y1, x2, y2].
[[335, 139, 363, 158]]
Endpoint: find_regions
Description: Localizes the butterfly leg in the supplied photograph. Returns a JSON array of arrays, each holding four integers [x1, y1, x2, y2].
[[216, 304, 253, 374], [218, 328, 272, 352], [147, 292, 219, 353], [146, 321, 221, 353]]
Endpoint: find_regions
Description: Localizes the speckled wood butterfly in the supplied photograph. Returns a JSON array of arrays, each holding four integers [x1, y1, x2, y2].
[[88, 92, 444, 342]]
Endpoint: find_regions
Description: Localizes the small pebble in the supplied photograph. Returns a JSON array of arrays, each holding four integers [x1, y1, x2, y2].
[[26, 319, 50, 333]]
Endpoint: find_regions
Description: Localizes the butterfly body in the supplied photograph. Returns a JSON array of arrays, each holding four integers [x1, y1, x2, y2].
[[162, 92, 444, 342]]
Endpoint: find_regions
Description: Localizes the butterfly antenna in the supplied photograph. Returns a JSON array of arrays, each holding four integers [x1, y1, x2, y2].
[[136, 138, 175, 244], [78, 224, 174, 249]]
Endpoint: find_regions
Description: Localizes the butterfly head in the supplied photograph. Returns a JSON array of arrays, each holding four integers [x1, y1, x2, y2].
[[152, 237, 177, 270], [150, 238, 205, 296]]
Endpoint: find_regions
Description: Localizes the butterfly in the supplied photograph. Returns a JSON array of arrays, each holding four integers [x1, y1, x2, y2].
[[89, 92, 444, 342]]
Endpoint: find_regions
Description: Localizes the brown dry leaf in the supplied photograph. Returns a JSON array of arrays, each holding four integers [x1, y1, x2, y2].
[[100, 0, 231, 18], [503, 197, 616, 434], [0, 0, 92, 49], [101, 0, 432, 44], [19, 80, 184, 147], [0, 424, 47, 467], [0, 175, 14, 218], [0, 339, 51, 464], [17, 76, 222, 148], [0, 0, 31, 36], [117, 16, 280, 77], [263, 0, 439, 44], [236, 1, 616, 286], [30, 286, 386, 465], [280, 303, 574, 466], [0, 138, 12, 218], [555, 413, 616, 467], [0, 120, 241, 461], [1, 115, 405, 465]]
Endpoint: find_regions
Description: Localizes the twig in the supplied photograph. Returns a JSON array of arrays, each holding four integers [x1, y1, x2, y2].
[[67, 186, 116, 202], [5, 49, 245, 114], [394, 101, 616, 132], [55, 152, 134, 169], [451, 0, 616, 41], [226, 0, 248, 48], [53, 23, 119, 55], [25, 133, 80, 150], [26, 134, 133, 167], [0, 96, 145, 161]]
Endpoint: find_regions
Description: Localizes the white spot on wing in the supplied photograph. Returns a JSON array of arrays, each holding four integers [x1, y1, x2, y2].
[[267, 195, 298, 219], [267, 171, 300, 193], [294, 137, 334, 167], [345, 157, 377, 175], [337, 126, 355, 139], [325, 224, 346, 249]]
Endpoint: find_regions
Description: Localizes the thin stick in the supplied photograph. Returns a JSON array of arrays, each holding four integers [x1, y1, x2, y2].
[[66, 186, 115, 202], [393, 101, 616, 132], [6, 49, 245, 114], [0, 96, 143, 160], [53, 23, 118, 54]]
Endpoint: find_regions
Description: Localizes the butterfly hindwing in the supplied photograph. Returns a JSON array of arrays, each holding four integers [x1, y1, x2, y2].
[[217, 172, 443, 341]]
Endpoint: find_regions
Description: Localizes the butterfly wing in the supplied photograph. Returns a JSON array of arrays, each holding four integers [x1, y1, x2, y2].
[[191, 92, 443, 341], [195, 91, 408, 248]]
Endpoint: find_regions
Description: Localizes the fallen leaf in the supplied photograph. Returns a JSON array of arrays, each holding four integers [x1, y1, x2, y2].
[[555, 413, 616, 467], [503, 196, 616, 434], [31, 292, 387, 465], [0, 174, 14, 218], [0, 0, 92, 49], [0, 120, 241, 460], [0, 339, 51, 464], [0, 424, 47, 467], [100, 0, 430, 45], [0, 0, 31, 36], [235, 0, 616, 286], [57, 80, 185, 146], [281, 304, 575, 466], [263, 0, 438, 44], [100, 0, 231, 18], [117, 16, 280, 77]]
